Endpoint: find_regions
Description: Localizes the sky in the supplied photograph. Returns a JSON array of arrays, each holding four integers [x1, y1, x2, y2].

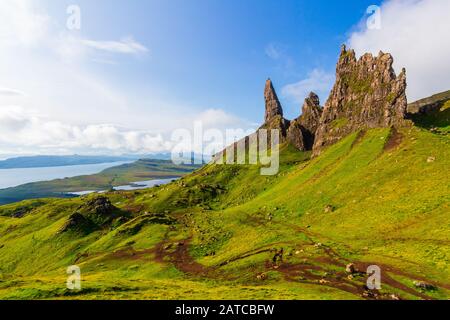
[[0, 0, 449, 157]]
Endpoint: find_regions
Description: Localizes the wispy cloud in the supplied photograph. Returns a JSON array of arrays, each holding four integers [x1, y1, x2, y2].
[[0, 87, 26, 96], [282, 69, 334, 105], [265, 43, 284, 60], [80, 37, 149, 55]]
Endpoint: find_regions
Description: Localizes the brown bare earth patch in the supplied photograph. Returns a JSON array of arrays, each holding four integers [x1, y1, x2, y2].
[[384, 128, 403, 152], [351, 130, 366, 149], [146, 234, 442, 300]]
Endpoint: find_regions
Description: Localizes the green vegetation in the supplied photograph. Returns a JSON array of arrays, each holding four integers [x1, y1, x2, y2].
[[0, 159, 201, 205], [331, 117, 349, 129], [0, 123, 448, 300], [342, 72, 373, 95]]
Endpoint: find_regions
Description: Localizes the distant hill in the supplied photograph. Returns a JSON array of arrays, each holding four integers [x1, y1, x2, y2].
[[0, 159, 201, 205], [0, 155, 137, 169]]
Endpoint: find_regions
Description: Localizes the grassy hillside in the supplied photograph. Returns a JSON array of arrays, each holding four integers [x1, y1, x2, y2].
[[0, 123, 448, 300], [0, 159, 201, 205]]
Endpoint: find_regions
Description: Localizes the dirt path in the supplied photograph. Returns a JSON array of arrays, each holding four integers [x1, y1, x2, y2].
[[106, 219, 446, 300]]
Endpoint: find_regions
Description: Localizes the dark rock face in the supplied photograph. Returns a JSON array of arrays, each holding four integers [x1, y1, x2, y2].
[[262, 80, 321, 151], [58, 212, 96, 234], [286, 120, 306, 150], [264, 79, 284, 123], [312, 45, 408, 156], [288, 92, 323, 150]]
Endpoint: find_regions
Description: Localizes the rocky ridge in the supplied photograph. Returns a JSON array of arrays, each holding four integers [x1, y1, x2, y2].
[[258, 45, 408, 155]]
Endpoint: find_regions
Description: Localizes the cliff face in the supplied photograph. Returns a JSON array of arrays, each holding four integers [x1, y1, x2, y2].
[[312, 45, 408, 156]]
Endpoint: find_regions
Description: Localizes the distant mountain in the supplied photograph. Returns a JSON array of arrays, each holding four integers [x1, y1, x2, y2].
[[0, 155, 138, 169]]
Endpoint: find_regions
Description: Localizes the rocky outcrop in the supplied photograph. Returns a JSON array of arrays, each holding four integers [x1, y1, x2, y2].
[[312, 45, 408, 156], [264, 79, 284, 123], [287, 92, 323, 150], [262, 81, 321, 151], [215, 45, 409, 160]]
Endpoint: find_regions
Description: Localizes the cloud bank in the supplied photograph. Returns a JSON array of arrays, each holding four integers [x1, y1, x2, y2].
[[0, 105, 251, 156], [348, 0, 450, 102]]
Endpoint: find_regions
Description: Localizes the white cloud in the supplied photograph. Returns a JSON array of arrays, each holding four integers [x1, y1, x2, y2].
[[0, 0, 50, 48], [0, 87, 26, 96], [0, 105, 253, 155], [282, 69, 334, 105], [348, 0, 450, 101], [0, 106, 170, 154], [81, 37, 149, 55], [195, 108, 252, 129]]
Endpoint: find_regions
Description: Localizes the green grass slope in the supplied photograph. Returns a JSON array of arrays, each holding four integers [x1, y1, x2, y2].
[[0, 125, 448, 300]]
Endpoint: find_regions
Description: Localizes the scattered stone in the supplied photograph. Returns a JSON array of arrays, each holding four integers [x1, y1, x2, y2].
[[256, 273, 267, 281], [324, 205, 335, 213], [346, 263, 357, 274], [413, 281, 437, 291], [390, 294, 401, 300], [427, 156, 436, 163]]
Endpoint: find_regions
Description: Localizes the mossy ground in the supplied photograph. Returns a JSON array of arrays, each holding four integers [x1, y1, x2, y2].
[[0, 125, 448, 300]]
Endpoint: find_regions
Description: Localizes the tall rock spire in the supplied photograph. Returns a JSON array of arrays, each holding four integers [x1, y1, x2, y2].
[[264, 78, 283, 123]]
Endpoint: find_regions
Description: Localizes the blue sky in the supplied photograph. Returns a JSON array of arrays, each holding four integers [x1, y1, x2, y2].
[[46, 0, 381, 120], [0, 0, 448, 156]]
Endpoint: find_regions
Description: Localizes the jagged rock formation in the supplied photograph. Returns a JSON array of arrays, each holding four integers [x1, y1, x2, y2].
[[261, 80, 322, 151], [216, 45, 409, 160], [312, 45, 408, 156], [287, 92, 323, 150]]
